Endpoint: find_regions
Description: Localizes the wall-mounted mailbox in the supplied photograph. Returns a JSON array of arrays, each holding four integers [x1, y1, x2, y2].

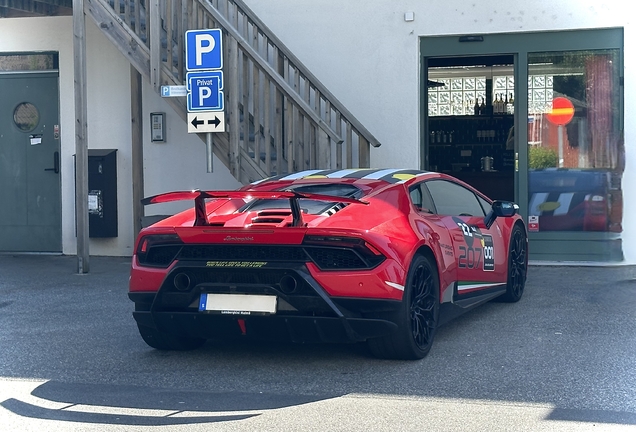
[[88, 149, 118, 237]]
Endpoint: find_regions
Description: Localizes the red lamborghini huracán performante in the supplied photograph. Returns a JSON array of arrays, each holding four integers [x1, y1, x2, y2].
[[129, 168, 527, 360]]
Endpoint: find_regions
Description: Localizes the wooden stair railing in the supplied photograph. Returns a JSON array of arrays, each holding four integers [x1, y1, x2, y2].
[[88, 0, 381, 183]]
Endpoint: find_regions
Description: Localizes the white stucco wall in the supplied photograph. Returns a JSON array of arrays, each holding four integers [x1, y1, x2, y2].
[[0, 15, 240, 257], [141, 81, 242, 217], [245, 0, 635, 263]]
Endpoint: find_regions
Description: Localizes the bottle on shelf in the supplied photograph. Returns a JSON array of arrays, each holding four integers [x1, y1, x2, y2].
[[479, 97, 485, 116], [473, 98, 480, 116], [508, 93, 514, 114]]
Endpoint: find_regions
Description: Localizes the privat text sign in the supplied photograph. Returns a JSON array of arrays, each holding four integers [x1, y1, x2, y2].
[[187, 71, 224, 111]]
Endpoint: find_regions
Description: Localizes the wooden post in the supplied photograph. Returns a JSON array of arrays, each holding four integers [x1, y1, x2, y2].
[[228, 36, 240, 177], [131, 66, 144, 237], [346, 122, 353, 168], [150, 0, 161, 92], [74, 0, 89, 273], [359, 136, 371, 168]]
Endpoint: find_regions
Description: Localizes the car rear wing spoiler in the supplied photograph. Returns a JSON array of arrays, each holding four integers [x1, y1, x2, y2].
[[142, 190, 368, 227]]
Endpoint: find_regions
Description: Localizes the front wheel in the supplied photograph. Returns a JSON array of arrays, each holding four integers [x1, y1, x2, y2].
[[499, 224, 527, 303], [136, 324, 206, 351], [368, 254, 440, 360]]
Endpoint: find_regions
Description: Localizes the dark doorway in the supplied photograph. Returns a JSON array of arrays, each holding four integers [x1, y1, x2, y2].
[[426, 55, 516, 202]]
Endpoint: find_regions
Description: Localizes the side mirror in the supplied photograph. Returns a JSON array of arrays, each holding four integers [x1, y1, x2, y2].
[[484, 200, 519, 229]]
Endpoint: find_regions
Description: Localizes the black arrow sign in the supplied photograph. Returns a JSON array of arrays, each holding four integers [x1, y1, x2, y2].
[[207, 116, 221, 128], [190, 116, 204, 128]]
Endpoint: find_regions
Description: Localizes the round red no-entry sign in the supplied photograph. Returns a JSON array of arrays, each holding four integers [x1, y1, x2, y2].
[[546, 97, 575, 126]]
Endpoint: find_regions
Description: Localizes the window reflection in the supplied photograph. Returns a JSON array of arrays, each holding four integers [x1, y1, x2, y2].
[[527, 50, 623, 233]]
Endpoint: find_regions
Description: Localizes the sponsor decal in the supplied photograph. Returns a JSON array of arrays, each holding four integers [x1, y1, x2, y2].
[[528, 215, 539, 232], [206, 261, 267, 268], [481, 235, 495, 271], [440, 243, 454, 257], [452, 217, 495, 271]]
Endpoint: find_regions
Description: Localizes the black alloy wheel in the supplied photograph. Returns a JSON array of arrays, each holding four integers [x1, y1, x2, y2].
[[368, 254, 440, 360], [409, 257, 439, 351], [499, 224, 527, 302]]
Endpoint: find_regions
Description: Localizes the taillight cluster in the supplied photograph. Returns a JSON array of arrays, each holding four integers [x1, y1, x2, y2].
[[136, 234, 183, 267], [585, 195, 608, 216]]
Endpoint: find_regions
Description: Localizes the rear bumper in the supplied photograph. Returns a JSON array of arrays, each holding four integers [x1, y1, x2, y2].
[[129, 261, 403, 343], [131, 309, 397, 343]]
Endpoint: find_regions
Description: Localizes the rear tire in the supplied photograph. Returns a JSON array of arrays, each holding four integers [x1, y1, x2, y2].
[[499, 224, 527, 303], [368, 254, 440, 360], [137, 324, 206, 351]]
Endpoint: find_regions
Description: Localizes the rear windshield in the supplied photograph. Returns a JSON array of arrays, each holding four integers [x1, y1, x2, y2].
[[240, 183, 363, 215]]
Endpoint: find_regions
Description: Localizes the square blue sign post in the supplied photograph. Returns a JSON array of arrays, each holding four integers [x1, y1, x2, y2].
[[185, 29, 223, 71], [187, 71, 224, 111]]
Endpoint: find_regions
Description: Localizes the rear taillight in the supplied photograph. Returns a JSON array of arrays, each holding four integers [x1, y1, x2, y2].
[[585, 195, 608, 215], [303, 235, 365, 248], [136, 234, 183, 267]]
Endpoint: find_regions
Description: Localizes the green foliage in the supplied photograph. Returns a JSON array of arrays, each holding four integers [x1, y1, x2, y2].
[[529, 146, 558, 169]]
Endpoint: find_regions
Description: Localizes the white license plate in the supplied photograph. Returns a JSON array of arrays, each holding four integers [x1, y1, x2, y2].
[[198, 293, 277, 315]]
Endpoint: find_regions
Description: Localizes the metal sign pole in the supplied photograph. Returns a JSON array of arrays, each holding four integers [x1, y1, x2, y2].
[[206, 132, 213, 172], [558, 124, 564, 168]]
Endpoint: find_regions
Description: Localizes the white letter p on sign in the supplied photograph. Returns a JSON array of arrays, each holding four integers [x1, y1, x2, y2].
[[199, 87, 212, 106], [195, 34, 215, 66]]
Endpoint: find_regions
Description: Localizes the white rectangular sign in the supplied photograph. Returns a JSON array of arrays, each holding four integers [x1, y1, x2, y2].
[[160, 85, 187, 97], [187, 111, 226, 133]]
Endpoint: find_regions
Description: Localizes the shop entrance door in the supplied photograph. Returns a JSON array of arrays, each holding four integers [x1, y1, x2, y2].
[[425, 55, 517, 203], [0, 72, 61, 252], [421, 29, 624, 261]]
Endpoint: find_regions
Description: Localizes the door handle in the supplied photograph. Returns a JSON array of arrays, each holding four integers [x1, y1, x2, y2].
[[45, 151, 60, 174]]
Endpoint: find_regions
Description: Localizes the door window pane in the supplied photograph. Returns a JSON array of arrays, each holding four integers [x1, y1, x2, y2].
[[13, 102, 39, 132], [527, 50, 623, 233], [425, 180, 485, 217]]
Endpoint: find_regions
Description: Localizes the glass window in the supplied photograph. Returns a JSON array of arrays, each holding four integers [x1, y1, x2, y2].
[[424, 180, 485, 217], [409, 183, 436, 213], [527, 50, 623, 233], [477, 194, 492, 215], [428, 75, 486, 116], [0, 53, 58, 72], [13, 102, 39, 132], [240, 183, 363, 215]]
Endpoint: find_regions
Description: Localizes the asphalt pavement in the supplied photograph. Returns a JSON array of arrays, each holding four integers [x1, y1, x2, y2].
[[0, 254, 635, 431]]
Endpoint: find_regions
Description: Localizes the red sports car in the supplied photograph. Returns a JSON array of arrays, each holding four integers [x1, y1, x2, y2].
[[129, 168, 527, 360]]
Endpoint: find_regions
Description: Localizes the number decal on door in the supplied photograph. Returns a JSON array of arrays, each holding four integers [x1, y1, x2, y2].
[[453, 217, 495, 271]]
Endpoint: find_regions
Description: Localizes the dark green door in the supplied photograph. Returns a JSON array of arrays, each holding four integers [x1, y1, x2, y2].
[[0, 72, 61, 252]]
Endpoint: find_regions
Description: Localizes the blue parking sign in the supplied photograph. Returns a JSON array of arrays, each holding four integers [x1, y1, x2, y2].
[[187, 71, 224, 111], [186, 29, 223, 71]]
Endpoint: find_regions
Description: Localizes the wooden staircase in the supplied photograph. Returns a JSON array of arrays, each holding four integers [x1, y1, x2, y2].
[[87, 0, 381, 183]]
